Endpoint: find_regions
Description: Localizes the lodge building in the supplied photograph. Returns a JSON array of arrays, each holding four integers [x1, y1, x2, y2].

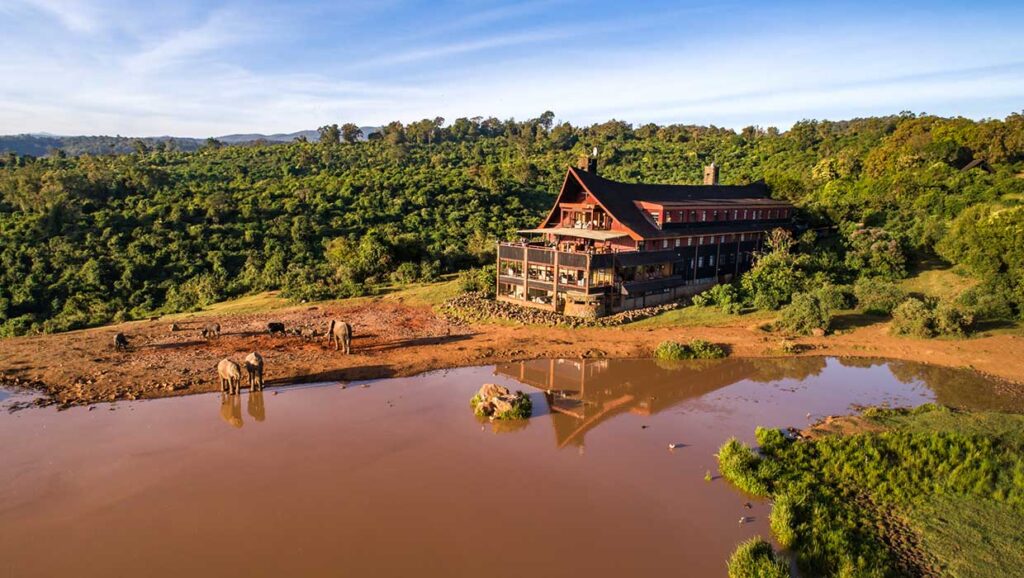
[[495, 157, 794, 317]]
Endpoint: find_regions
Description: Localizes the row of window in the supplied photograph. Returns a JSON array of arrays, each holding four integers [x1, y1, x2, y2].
[[657, 207, 789, 225], [645, 232, 765, 250]]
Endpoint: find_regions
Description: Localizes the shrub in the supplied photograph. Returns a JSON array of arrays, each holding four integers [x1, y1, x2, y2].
[[957, 283, 1014, 321], [458, 265, 496, 297], [727, 537, 790, 578], [778, 292, 831, 335], [654, 340, 689, 361], [890, 297, 935, 337], [755, 427, 788, 454], [390, 261, 420, 285], [688, 338, 727, 359], [691, 284, 743, 314], [655, 339, 727, 361], [769, 493, 798, 549], [817, 283, 854, 311], [853, 277, 907, 315], [933, 301, 974, 336]]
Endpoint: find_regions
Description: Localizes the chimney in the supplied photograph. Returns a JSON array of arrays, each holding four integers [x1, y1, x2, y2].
[[578, 147, 598, 174], [703, 162, 719, 185]]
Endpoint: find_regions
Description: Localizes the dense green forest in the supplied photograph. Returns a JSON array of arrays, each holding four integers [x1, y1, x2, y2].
[[1, 112, 1023, 336]]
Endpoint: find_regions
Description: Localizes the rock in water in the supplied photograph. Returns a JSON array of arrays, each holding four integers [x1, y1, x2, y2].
[[470, 383, 532, 420]]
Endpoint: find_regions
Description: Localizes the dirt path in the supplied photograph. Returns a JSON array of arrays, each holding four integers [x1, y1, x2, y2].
[[1, 298, 1022, 407]]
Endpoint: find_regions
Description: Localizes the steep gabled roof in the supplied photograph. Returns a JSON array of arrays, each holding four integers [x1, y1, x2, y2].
[[562, 167, 783, 239]]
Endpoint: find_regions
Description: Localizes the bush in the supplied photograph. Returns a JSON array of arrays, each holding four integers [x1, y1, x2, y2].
[[890, 297, 935, 337], [655, 339, 727, 361], [654, 340, 689, 361], [688, 338, 727, 359], [390, 261, 420, 285], [692, 284, 744, 314], [933, 301, 975, 336], [957, 284, 1014, 321], [853, 277, 907, 315], [458, 265, 496, 297], [778, 292, 832, 335], [817, 283, 854, 311], [727, 537, 790, 578]]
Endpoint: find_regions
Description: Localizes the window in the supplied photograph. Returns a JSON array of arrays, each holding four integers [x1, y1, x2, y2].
[[740, 233, 745, 241], [743, 209, 748, 219], [701, 210, 707, 222], [687, 237, 693, 246], [699, 236, 704, 245], [649, 211, 660, 223], [674, 238, 681, 247], [690, 210, 696, 221], [666, 211, 672, 223], [713, 210, 719, 221], [662, 239, 669, 248], [698, 256, 704, 267], [709, 254, 715, 266], [733, 210, 738, 220]]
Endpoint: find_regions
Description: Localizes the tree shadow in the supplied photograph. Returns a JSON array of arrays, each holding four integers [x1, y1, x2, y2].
[[264, 365, 397, 386], [830, 311, 885, 332], [358, 333, 475, 353], [142, 340, 207, 350]]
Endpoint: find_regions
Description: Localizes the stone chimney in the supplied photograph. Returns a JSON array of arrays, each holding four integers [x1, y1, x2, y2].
[[703, 163, 719, 185], [578, 147, 598, 174]]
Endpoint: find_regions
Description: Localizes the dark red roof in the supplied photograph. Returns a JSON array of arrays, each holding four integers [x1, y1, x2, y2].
[[562, 167, 789, 239]]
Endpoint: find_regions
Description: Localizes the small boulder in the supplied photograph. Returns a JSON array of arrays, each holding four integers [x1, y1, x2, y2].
[[471, 383, 532, 420]]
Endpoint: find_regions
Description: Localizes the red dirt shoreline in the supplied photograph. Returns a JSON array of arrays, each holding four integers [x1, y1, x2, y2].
[[1, 298, 1022, 407]]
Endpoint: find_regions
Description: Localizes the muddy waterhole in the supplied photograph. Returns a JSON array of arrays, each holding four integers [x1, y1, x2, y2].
[[1, 357, 1019, 577]]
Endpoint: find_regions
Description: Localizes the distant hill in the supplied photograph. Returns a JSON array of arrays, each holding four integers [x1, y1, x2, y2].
[[0, 126, 380, 156]]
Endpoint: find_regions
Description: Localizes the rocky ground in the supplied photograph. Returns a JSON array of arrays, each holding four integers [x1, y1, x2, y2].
[[1, 295, 1023, 408]]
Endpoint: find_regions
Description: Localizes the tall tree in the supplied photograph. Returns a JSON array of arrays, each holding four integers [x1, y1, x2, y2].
[[318, 124, 341, 145], [341, 123, 363, 143]]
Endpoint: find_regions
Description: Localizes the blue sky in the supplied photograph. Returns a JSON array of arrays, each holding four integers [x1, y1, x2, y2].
[[1, 0, 1023, 136]]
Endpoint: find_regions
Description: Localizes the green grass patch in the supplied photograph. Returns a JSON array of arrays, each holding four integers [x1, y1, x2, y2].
[[901, 260, 978, 302], [630, 305, 771, 328], [727, 537, 790, 578], [381, 278, 461, 307], [717, 405, 1024, 577]]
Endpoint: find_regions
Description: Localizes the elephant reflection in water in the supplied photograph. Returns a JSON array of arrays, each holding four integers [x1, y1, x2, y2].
[[219, 393, 244, 428], [247, 390, 266, 422]]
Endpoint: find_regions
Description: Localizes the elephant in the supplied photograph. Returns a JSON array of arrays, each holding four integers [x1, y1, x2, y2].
[[217, 358, 243, 395], [201, 322, 221, 339], [267, 322, 286, 336], [326, 320, 352, 354], [113, 332, 129, 352], [244, 351, 264, 391], [169, 322, 181, 332]]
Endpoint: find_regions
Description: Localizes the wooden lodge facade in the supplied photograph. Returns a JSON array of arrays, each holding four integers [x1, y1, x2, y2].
[[496, 160, 794, 317]]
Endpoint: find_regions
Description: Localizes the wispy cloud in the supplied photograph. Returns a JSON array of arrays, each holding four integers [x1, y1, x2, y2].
[[124, 8, 259, 73], [4, 0, 103, 33]]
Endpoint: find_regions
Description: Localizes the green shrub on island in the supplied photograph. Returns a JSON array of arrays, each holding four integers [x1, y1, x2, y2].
[[727, 537, 790, 578], [853, 278, 908, 315], [654, 339, 727, 361], [716, 438, 769, 495]]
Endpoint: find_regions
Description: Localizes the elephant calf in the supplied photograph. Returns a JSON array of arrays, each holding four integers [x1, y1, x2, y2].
[[113, 332, 129, 352], [217, 358, 242, 395], [244, 351, 264, 391], [267, 322, 286, 336], [326, 320, 352, 354], [201, 322, 221, 339]]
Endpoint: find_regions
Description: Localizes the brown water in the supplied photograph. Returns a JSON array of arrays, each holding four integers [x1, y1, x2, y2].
[[0, 357, 1019, 578]]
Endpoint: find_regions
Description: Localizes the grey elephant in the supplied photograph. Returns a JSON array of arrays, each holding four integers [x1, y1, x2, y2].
[[201, 322, 221, 339], [244, 351, 264, 390], [326, 320, 352, 354], [113, 332, 129, 352], [217, 358, 242, 395]]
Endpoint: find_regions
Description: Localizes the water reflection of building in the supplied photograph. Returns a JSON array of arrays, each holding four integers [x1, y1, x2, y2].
[[495, 357, 826, 448]]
